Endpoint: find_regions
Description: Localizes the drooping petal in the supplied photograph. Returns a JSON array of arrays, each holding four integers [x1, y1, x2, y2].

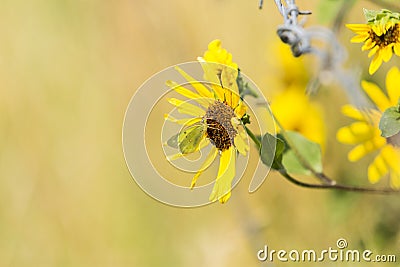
[[369, 51, 383, 75], [385, 66, 400, 105], [209, 147, 236, 203], [368, 45, 379, 58], [234, 131, 249, 156], [393, 43, 400, 56], [361, 80, 391, 111], [367, 152, 388, 184], [381, 44, 394, 62], [190, 146, 218, 189], [167, 98, 206, 117]]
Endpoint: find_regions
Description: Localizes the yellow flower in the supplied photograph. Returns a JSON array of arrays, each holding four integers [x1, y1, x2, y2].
[[337, 66, 400, 188], [265, 43, 325, 149], [347, 10, 400, 74], [165, 40, 249, 203], [270, 87, 326, 150]]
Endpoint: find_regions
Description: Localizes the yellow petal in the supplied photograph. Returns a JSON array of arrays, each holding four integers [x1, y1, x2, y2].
[[166, 80, 210, 107], [368, 153, 388, 184], [351, 34, 369, 43], [164, 114, 202, 125], [190, 147, 218, 189], [167, 98, 205, 117], [174, 66, 213, 98], [340, 105, 366, 121], [234, 132, 249, 156], [336, 122, 375, 144], [209, 147, 236, 203], [381, 146, 400, 189], [348, 138, 385, 162], [361, 38, 375, 51], [381, 146, 400, 173], [234, 101, 247, 118], [167, 153, 185, 161], [390, 171, 400, 189], [394, 43, 400, 56], [210, 83, 225, 102], [381, 45, 393, 62], [372, 24, 383, 36], [167, 138, 210, 161], [368, 45, 379, 58], [369, 51, 383, 75], [346, 24, 371, 33], [385, 66, 400, 105], [220, 69, 240, 107], [361, 80, 391, 111]]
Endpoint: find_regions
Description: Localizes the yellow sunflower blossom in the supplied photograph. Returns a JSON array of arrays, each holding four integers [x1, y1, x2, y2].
[[337, 66, 400, 188], [267, 43, 326, 150], [271, 87, 326, 150], [347, 9, 400, 74], [165, 40, 249, 203]]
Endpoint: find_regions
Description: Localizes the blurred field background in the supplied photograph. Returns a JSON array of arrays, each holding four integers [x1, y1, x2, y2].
[[1, 0, 399, 266]]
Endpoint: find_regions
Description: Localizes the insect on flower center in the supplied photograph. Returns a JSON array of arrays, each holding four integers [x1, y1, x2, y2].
[[204, 100, 237, 151], [369, 24, 400, 47]]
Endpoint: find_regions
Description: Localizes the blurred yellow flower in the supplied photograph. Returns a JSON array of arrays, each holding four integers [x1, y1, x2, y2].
[[337, 66, 400, 188], [271, 87, 326, 150], [266, 43, 326, 149], [347, 9, 400, 74], [166, 40, 248, 203]]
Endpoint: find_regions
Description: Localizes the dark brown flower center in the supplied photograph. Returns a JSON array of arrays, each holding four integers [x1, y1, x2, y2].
[[387, 132, 400, 147], [369, 23, 400, 47], [204, 100, 237, 151]]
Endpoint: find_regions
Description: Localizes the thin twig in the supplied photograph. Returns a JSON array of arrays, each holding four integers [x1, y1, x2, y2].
[[278, 168, 400, 194]]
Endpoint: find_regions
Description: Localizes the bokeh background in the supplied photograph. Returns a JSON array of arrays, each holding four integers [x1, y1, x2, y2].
[[1, 0, 399, 266]]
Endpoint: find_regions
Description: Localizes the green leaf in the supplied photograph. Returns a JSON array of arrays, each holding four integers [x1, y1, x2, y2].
[[364, 8, 380, 22], [260, 133, 285, 170], [379, 106, 400, 138], [281, 131, 323, 175]]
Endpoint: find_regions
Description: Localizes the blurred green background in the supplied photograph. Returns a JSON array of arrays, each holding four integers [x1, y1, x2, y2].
[[1, 0, 399, 266]]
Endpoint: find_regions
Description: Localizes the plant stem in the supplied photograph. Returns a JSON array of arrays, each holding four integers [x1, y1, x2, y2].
[[278, 168, 400, 194], [245, 114, 400, 194], [245, 126, 261, 150]]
